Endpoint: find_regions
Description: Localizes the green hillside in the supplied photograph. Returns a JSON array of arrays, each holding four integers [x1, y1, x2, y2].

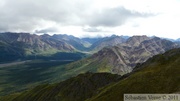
[[1, 48, 180, 101], [0, 73, 121, 101]]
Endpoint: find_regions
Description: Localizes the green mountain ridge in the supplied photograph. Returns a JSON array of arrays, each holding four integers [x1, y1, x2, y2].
[[1, 48, 180, 101], [0, 72, 121, 101]]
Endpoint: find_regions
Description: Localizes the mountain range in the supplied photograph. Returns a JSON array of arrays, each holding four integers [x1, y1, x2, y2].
[[62, 35, 179, 75], [0, 32, 128, 63], [1, 48, 179, 101], [0, 32, 180, 98], [1, 32, 179, 62], [0, 32, 86, 62]]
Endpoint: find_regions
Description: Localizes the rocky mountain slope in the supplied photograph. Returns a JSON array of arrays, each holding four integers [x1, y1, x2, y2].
[[0, 32, 75, 53], [0, 32, 78, 62], [62, 36, 179, 75], [87, 48, 180, 101], [1, 48, 179, 101]]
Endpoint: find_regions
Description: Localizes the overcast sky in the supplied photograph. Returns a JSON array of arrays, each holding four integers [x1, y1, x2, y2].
[[0, 0, 180, 39]]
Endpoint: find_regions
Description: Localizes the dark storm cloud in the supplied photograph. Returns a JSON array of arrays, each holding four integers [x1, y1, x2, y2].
[[0, 0, 155, 32]]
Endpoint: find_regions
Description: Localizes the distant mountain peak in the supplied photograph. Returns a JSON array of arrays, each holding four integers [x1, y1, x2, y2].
[[126, 35, 150, 46], [176, 38, 180, 41]]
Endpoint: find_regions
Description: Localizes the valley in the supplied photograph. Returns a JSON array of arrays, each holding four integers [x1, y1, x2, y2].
[[0, 32, 180, 100], [0, 60, 73, 95]]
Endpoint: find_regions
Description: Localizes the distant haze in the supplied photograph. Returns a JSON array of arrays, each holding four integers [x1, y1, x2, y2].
[[0, 0, 180, 39]]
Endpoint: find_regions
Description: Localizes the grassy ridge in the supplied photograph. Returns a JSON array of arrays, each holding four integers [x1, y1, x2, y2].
[[0, 73, 121, 101]]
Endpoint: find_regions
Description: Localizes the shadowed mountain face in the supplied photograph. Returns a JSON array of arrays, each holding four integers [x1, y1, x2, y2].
[[63, 36, 179, 75], [1, 48, 180, 101]]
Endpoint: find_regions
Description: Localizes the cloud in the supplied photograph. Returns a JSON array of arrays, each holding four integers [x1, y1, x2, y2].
[[0, 0, 91, 32], [35, 27, 59, 33], [83, 27, 103, 32], [1, 0, 179, 39], [0, 0, 155, 33], [85, 7, 154, 27]]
